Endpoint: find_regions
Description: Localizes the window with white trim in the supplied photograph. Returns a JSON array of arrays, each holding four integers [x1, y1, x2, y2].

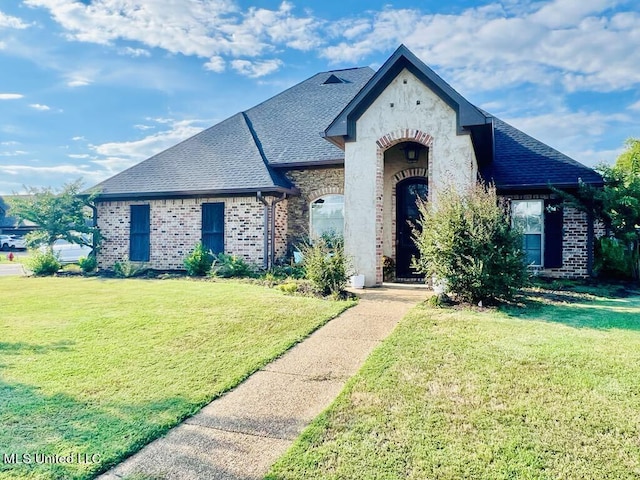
[[310, 194, 344, 239], [512, 200, 544, 266]]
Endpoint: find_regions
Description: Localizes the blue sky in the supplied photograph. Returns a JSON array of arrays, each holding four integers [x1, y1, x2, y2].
[[0, 0, 638, 195]]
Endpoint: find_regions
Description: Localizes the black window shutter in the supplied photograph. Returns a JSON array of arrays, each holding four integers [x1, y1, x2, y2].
[[544, 199, 563, 268], [130, 205, 150, 261], [202, 203, 224, 255]]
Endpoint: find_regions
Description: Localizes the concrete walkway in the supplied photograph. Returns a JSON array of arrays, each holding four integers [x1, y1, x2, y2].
[[99, 287, 426, 480]]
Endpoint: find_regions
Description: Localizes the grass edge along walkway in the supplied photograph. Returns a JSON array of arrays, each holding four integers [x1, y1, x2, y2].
[[267, 287, 640, 480], [0, 277, 354, 480]]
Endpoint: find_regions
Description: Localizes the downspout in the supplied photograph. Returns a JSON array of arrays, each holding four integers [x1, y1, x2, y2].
[[88, 202, 98, 259], [257, 192, 270, 269], [587, 210, 594, 277], [270, 193, 287, 269]]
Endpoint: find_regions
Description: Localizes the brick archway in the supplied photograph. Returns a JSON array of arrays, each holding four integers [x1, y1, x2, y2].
[[374, 130, 434, 284]]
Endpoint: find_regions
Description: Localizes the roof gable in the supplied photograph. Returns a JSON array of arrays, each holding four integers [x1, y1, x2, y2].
[[325, 45, 489, 146]]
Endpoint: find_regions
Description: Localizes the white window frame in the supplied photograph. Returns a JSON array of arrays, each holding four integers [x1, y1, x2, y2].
[[512, 199, 544, 267], [309, 194, 344, 239]]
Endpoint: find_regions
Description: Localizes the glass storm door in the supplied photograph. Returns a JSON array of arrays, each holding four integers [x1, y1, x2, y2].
[[396, 178, 428, 278]]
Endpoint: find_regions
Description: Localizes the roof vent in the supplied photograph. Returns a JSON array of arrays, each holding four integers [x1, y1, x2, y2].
[[323, 74, 345, 85]]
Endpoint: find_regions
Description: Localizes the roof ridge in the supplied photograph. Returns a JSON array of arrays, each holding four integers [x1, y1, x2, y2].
[[241, 112, 287, 189]]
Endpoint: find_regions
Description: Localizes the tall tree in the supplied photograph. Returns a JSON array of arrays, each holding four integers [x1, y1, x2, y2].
[[615, 138, 640, 177], [7, 179, 101, 253]]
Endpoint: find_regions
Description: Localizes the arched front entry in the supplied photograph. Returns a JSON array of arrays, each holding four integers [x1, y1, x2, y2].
[[395, 177, 428, 278]]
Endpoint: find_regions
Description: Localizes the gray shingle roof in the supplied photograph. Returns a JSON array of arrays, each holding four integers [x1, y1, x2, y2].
[[90, 47, 601, 199], [90, 112, 294, 198], [245, 67, 374, 166], [484, 117, 603, 190]]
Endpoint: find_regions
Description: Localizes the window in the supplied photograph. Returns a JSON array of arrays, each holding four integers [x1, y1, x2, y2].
[[130, 205, 150, 261], [310, 194, 344, 239], [512, 200, 543, 266], [202, 203, 224, 254]]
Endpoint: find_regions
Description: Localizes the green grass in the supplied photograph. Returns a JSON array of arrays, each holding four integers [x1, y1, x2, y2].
[[267, 286, 640, 480], [0, 277, 354, 480]]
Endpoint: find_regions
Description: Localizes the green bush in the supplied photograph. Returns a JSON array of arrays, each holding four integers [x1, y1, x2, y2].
[[299, 233, 350, 297], [412, 184, 528, 304], [211, 253, 257, 278], [113, 260, 148, 278], [594, 236, 633, 279], [78, 255, 97, 274], [25, 249, 61, 276], [268, 263, 305, 279], [183, 242, 214, 276]]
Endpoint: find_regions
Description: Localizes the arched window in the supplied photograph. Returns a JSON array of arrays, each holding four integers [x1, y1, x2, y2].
[[310, 194, 344, 239]]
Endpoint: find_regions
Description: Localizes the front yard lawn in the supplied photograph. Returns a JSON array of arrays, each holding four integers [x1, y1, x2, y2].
[[0, 277, 353, 480], [268, 285, 640, 480]]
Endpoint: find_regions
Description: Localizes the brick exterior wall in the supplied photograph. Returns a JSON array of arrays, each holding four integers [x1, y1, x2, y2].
[[273, 199, 288, 261], [503, 194, 594, 278], [96, 196, 266, 270], [284, 166, 344, 242]]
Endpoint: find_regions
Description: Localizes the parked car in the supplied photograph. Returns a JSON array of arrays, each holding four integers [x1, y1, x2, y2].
[[39, 240, 92, 263], [0, 234, 26, 251]]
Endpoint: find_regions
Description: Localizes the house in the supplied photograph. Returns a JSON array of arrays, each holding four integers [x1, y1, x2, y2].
[[89, 45, 603, 286], [0, 196, 39, 236]]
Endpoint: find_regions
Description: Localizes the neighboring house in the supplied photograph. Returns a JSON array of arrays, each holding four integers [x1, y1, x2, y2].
[[0, 196, 38, 236], [90, 45, 603, 286]]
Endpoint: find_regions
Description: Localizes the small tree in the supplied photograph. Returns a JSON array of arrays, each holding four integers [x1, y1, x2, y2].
[[7, 179, 101, 253], [412, 184, 528, 304]]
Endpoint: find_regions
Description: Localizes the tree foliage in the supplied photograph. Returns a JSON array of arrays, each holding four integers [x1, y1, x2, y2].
[[7, 179, 101, 253], [615, 138, 640, 177], [412, 184, 528, 304]]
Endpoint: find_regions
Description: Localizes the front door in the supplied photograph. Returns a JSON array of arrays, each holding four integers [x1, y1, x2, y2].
[[396, 178, 428, 278]]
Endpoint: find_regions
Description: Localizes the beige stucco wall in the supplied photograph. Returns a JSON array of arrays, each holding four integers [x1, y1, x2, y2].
[[344, 68, 477, 286]]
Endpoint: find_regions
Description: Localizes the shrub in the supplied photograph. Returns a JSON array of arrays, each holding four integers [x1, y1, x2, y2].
[[299, 232, 350, 297], [25, 249, 61, 276], [78, 255, 97, 274], [113, 260, 147, 278], [594, 236, 633, 279], [211, 253, 257, 278], [183, 242, 214, 276], [412, 184, 528, 304]]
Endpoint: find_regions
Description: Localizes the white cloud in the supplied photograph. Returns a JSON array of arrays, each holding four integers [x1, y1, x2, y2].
[[0, 11, 30, 29], [629, 100, 640, 111], [25, 0, 321, 69], [29, 103, 50, 111], [321, 1, 640, 93], [90, 119, 206, 174], [0, 164, 96, 176], [0, 93, 24, 100], [66, 74, 92, 87], [0, 150, 28, 157], [68, 153, 90, 159], [231, 58, 282, 78], [134, 124, 155, 131], [71, 136, 86, 141], [204, 55, 225, 73], [119, 46, 151, 57]]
